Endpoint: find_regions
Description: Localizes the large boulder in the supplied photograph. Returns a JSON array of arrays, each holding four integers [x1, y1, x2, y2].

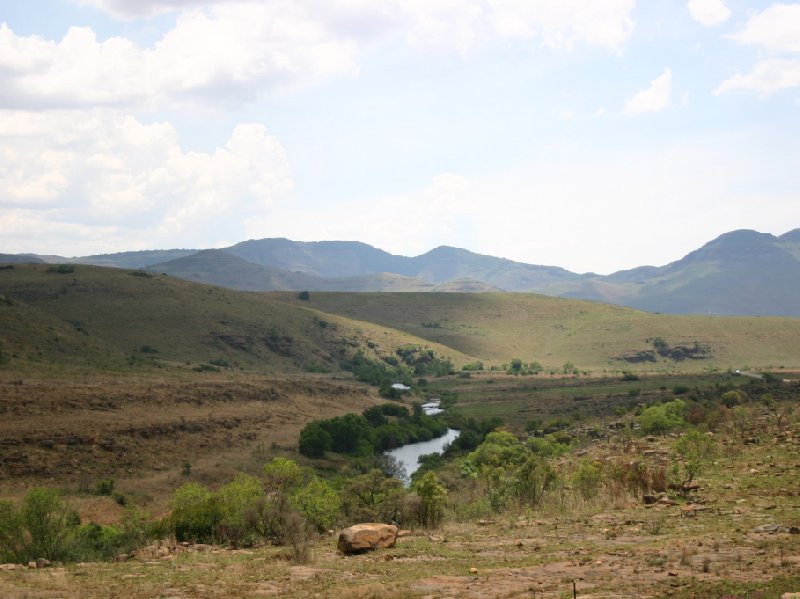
[[337, 523, 398, 555]]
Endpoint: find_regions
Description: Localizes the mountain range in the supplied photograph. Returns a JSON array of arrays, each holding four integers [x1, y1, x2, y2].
[[2, 228, 798, 317]]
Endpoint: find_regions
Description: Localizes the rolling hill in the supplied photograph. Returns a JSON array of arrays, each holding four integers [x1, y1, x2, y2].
[[2, 264, 798, 375]]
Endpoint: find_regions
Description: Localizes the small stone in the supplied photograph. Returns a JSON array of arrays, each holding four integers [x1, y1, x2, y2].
[[469, 567, 478, 575], [515, 539, 524, 547], [27, 561, 37, 569]]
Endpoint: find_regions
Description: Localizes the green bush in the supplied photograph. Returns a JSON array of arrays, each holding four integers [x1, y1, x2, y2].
[[291, 479, 341, 532], [22, 488, 80, 561], [413, 472, 447, 528], [299, 422, 333, 458], [639, 399, 686, 434], [170, 483, 220, 543], [95, 479, 114, 496], [216, 474, 263, 548]]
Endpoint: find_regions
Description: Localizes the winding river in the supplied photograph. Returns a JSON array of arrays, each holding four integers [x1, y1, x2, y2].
[[385, 399, 459, 484]]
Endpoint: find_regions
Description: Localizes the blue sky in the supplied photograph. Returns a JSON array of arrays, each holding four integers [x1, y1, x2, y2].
[[1, 0, 798, 273]]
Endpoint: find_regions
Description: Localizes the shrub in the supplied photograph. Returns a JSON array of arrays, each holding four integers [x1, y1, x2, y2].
[[299, 422, 333, 458], [413, 472, 447, 528], [639, 399, 685, 434], [47, 264, 74, 274], [170, 483, 220, 543], [0, 500, 25, 562], [291, 479, 341, 532], [72, 522, 124, 560], [573, 460, 602, 500], [216, 474, 263, 548], [673, 429, 717, 494], [297, 291, 310, 301], [23, 488, 80, 561], [94, 479, 114, 496]]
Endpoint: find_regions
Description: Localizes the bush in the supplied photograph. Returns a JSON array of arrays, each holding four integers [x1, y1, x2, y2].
[[413, 472, 447, 528], [639, 399, 686, 434], [0, 499, 25, 562], [170, 483, 220, 543], [216, 474, 263, 548], [95, 479, 114, 496], [299, 422, 333, 458], [291, 479, 341, 532], [22, 488, 79, 561]]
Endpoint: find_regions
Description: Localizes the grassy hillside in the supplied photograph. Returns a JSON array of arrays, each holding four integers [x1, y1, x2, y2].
[[284, 292, 800, 372], [0, 264, 471, 375], [3, 264, 799, 376]]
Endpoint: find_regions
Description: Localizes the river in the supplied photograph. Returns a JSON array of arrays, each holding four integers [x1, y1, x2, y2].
[[385, 399, 459, 484]]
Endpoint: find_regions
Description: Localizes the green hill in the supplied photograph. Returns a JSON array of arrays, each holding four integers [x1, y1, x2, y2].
[[0, 264, 469, 374], [282, 291, 800, 372], [2, 264, 799, 376]]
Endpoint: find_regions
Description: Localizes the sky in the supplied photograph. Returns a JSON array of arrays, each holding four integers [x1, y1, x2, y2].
[[0, 0, 798, 274]]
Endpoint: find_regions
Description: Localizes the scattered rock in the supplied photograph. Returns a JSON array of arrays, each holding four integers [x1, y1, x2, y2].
[[753, 524, 793, 534], [337, 523, 398, 555], [35, 558, 51, 568]]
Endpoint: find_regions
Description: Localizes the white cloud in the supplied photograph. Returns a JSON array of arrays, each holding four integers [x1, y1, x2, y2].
[[625, 68, 672, 115], [489, 0, 635, 50], [728, 3, 800, 53], [715, 58, 800, 96], [716, 4, 800, 96], [686, 0, 730, 26], [0, 6, 359, 110], [0, 111, 292, 253]]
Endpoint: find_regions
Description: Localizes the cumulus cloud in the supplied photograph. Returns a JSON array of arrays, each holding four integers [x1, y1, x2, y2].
[[728, 3, 800, 53], [0, 5, 360, 110], [0, 1, 638, 111], [0, 111, 292, 253], [716, 58, 800, 96], [625, 68, 672, 115], [716, 4, 800, 96], [686, 0, 730, 26]]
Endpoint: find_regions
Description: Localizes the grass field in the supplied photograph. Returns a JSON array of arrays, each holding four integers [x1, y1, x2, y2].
[[2, 264, 799, 597]]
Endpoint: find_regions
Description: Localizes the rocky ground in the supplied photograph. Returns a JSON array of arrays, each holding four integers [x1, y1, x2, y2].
[[2, 416, 798, 598]]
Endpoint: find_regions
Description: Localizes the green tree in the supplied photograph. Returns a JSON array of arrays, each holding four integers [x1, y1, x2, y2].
[[413, 472, 447, 528], [216, 474, 263, 548], [170, 483, 219, 543], [299, 422, 333, 458], [0, 500, 25, 562], [342, 470, 407, 524], [22, 488, 79, 561], [672, 429, 717, 494], [291, 478, 341, 532], [263, 458, 306, 496], [639, 399, 685, 434]]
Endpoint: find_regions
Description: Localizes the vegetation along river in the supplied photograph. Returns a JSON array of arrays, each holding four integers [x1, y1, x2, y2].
[[385, 400, 459, 484]]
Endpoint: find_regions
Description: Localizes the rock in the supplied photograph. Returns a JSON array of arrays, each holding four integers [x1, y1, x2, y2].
[[643, 494, 658, 505], [114, 554, 129, 563], [337, 523, 398, 555], [27, 561, 37, 569], [397, 529, 412, 538], [515, 539, 524, 547], [781, 593, 800, 599], [753, 524, 790, 534], [35, 558, 51, 568], [469, 567, 478, 575]]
